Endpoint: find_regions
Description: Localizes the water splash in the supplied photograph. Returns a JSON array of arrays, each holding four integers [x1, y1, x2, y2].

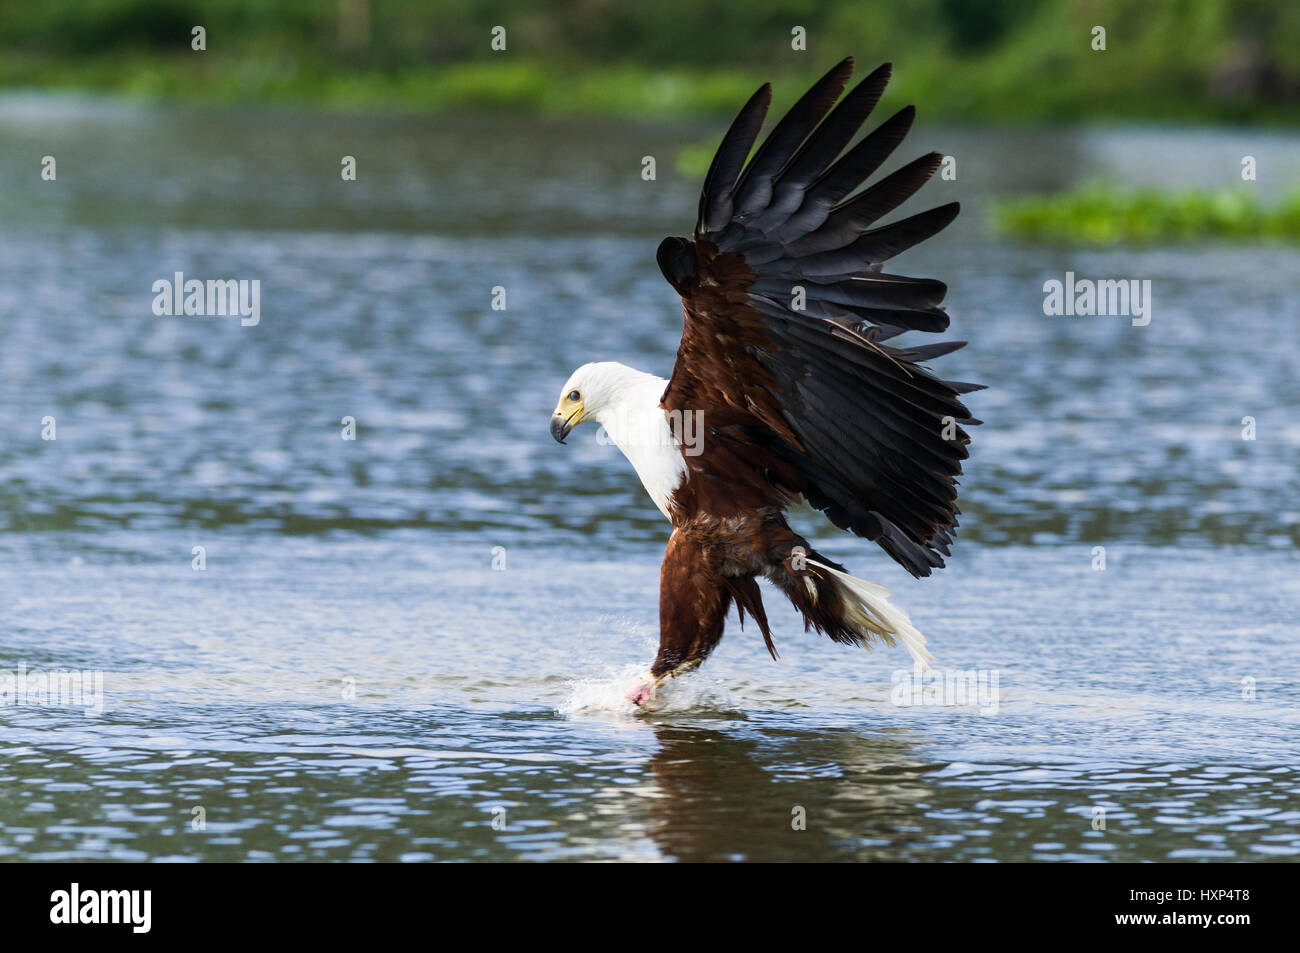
[[557, 664, 737, 716]]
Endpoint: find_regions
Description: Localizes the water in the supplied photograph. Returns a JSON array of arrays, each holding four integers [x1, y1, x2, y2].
[[0, 97, 1297, 861]]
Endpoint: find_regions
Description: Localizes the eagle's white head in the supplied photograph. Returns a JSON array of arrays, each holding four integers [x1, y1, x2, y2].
[[549, 361, 653, 444], [550, 361, 685, 519]]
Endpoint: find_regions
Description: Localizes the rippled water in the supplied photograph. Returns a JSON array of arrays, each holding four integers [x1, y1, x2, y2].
[[0, 98, 1297, 861]]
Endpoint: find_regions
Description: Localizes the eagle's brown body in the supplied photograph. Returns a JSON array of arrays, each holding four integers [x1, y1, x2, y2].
[[552, 58, 981, 701], [657, 513, 813, 677]]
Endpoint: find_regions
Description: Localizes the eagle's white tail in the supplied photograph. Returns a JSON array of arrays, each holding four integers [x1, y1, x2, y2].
[[807, 559, 934, 671]]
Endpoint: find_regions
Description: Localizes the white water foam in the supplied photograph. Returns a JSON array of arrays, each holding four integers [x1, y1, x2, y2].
[[558, 664, 737, 716]]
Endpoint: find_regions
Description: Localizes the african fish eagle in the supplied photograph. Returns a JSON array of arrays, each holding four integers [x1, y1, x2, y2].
[[550, 58, 980, 706]]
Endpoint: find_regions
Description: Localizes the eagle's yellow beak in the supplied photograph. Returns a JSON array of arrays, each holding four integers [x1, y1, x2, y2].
[[550, 395, 586, 444]]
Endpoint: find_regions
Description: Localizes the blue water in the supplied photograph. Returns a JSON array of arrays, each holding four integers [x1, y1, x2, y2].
[[0, 99, 1297, 860]]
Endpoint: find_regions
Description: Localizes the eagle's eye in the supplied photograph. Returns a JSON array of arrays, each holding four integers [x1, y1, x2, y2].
[[568, 390, 581, 402]]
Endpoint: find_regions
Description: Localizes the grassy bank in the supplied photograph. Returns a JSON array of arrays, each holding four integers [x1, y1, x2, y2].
[[990, 185, 1300, 243], [4, 51, 1298, 125], [0, 54, 769, 117], [0, 0, 1298, 122]]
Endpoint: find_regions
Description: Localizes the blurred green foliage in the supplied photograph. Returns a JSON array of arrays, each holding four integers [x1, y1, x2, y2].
[[0, 0, 1297, 120], [991, 185, 1300, 242]]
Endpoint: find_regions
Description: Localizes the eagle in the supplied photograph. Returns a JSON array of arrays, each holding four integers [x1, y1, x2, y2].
[[550, 58, 980, 706]]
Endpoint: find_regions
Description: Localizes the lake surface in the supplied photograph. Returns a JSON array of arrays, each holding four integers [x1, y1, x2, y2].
[[0, 98, 1297, 861]]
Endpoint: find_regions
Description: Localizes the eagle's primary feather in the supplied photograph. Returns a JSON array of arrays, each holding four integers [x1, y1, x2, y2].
[[552, 57, 980, 704]]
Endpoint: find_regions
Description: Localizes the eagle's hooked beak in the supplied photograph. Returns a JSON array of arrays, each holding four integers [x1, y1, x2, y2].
[[551, 391, 586, 444], [550, 413, 573, 444]]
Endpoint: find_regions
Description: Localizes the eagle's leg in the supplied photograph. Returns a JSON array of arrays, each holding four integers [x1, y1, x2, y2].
[[627, 530, 733, 707]]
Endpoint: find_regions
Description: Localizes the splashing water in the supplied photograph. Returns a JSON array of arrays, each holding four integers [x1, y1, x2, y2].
[[558, 664, 738, 716]]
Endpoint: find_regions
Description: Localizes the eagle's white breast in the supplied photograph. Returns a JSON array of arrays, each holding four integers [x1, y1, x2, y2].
[[588, 368, 687, 520]]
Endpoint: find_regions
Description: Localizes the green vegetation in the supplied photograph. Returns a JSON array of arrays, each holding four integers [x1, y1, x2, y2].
[[0, 0, 1298, 122], [991, 185, 1300, 243]]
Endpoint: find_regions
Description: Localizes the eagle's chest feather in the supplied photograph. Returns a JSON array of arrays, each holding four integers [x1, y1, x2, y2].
[[594, 377, 687, 520]]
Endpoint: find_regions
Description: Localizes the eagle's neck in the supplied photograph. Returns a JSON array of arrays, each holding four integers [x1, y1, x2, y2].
[[592, 369, 686, 520]]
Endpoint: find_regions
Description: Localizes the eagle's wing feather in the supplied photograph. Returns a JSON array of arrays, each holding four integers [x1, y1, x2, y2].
[[658, 57, 980, 578]]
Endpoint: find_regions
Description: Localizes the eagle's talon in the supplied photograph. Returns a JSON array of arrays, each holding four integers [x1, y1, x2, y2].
[[626, 677, 657, 707]]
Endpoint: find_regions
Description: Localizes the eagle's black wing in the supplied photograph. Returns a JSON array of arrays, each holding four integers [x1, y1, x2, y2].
[[659, 58, 981, 577]]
